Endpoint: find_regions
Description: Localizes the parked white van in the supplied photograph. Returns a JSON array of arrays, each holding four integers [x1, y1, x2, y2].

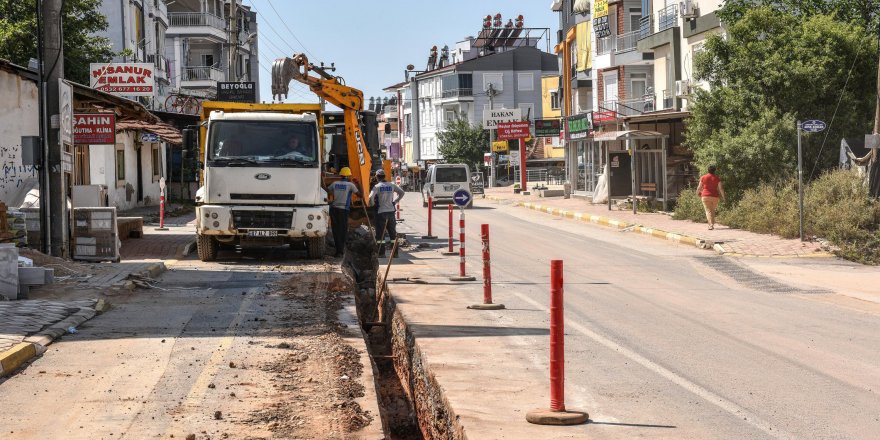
[[421, 164, 472, 208]]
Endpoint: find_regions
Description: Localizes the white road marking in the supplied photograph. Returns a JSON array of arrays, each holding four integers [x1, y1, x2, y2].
[[510, 290, 791, 440]]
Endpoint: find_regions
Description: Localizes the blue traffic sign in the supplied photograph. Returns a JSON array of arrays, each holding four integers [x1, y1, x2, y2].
[[801, 120, 826, 133], [453, 189, 472, 207]]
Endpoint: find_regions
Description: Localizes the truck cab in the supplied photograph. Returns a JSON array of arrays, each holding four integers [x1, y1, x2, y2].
[[193, 106, 329, 261]]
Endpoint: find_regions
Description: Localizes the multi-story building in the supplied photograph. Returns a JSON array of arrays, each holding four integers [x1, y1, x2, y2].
[[165, 0, 260, 102], [540, 74, 563, 158], [96, 0, 172, 109], [97, 0, 260, 110], [387, 16, 557, 174], [552, 0, 722, 201]]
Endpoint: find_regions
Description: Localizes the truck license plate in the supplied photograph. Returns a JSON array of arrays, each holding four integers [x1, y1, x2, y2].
[[444, 184, 459, 191], [247, 230, 278, 237]]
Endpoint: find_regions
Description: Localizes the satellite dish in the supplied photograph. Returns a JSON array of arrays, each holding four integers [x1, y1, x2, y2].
[[406, 64, 415, 71]]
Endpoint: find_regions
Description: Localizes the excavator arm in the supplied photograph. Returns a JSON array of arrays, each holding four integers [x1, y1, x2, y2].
[[271, 54, 373, 199]]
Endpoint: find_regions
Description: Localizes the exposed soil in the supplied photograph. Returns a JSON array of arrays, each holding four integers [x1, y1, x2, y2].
[[242, 271, 374, 439]]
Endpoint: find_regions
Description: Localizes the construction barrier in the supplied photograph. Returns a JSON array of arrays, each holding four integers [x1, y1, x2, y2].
[[441, 205, 457, 256], [449, 207, 475, 282], [422, 196, 437, 239]]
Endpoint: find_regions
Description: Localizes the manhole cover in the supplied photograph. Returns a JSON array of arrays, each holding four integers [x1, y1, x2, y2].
[[696, 257, 831, 294]]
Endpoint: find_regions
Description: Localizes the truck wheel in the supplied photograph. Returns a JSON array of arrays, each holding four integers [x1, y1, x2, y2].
[[197, 234, 218, 262], [307, 236, 325, 259]]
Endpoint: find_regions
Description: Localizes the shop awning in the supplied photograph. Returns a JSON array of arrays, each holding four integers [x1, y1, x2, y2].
[[592, 130, 667, 142], [116, 119, 183, 144]]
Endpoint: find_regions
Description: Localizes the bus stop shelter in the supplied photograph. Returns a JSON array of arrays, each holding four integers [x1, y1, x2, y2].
[[592, 130, 668, 213]]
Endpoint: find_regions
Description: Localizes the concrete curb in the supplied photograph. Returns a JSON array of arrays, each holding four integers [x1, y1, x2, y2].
[[1, 303, 103, 377], [713, 242, 834, 259], [487, 195, 712, 251]]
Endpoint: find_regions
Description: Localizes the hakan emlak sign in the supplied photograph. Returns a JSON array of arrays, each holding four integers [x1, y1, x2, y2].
[[90, 63, 155, 96]]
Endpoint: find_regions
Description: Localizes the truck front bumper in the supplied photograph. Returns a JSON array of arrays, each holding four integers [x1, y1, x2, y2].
[[196, 205, 328, 237]]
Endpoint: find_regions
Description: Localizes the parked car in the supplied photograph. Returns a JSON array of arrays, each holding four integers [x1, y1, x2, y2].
[[421, 164, 472, 208]]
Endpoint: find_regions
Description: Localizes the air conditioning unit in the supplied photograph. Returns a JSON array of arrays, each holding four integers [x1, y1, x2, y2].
[[680, 0, 698, 19], [675, 79, 690, 96]]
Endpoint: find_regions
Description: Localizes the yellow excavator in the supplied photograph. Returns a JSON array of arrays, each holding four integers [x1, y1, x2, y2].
[[271, 54, 386, 223]]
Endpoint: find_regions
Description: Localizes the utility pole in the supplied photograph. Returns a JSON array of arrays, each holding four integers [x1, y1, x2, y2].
[[487, 83, 497, 188], [42, 0, 66, 257], [228, 0, 238, 80]]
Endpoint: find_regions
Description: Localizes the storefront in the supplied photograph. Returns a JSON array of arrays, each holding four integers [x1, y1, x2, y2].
[[564, 112, 601, 198]]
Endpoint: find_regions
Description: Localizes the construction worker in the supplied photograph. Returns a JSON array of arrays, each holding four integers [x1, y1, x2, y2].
[[368, 169, 404, 257], [329, 167, 361, 257]]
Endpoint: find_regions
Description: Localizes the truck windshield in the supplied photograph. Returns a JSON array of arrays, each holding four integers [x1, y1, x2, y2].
[[208, 121, 318, 166]]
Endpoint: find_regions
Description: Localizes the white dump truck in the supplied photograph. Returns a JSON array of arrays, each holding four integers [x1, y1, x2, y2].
[[186, 102, 329, 261]]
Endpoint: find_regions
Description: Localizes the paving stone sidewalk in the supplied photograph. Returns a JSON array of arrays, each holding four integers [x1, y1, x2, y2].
[[484, 187, 829, 258], [0, 299, 99, 354]]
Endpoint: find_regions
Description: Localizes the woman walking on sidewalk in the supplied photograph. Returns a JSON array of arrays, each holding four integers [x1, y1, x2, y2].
[[696, 165, 726, 230]]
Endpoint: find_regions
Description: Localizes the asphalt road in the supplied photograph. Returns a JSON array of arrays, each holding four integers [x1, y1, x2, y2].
[[396, 192, 880, 439]]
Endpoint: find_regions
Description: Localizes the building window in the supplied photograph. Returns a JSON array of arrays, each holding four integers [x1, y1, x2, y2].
[[151, 145, 160, 181], [517, 72, 534, 91], [115, 145, 125, 187], [631, 73, 647, 100], [550, 91, 560, 110], [200, 54, 214, 67], [483, 72, 503, 92]]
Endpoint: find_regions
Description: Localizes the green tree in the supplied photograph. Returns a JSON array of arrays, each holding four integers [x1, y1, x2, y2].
[[436, 118, 488, 169], [0, 0, 114, 84], [718, 0, 880, 34], [687, 8, 878, 200]]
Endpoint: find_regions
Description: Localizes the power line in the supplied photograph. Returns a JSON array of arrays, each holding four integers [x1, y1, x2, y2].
[[261, 0, 315, 58], [242, 0, 305, 57]]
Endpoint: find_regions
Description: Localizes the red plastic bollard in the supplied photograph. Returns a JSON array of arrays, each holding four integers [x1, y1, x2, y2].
[[525, 259, 585, 425], [481, 224, 491, 303], [448, 205, 454, 253], [427, 196, 433, 236], [549, 260, 565, 412], [159, 193, 166, 229], [459, 210, 467, 276]]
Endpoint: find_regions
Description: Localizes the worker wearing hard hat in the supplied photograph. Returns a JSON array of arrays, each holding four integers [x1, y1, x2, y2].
[[329, 167, 361, 257], [368, 169, 405, 258]]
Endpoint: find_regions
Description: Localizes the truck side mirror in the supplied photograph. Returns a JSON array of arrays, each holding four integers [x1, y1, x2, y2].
[[182, 129, 197, 151]]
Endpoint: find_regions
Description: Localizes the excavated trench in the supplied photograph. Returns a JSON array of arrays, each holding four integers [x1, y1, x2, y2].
[[343, 227, 464, 440]]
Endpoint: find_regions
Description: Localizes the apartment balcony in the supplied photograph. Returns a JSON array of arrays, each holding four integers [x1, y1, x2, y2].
[[638, 4, 679, 40], [661, 89, 676, 110], [167, 12, 227, 41], [440, 88, 473, 100], [180, 66, 225, 88], [615, 30, 639, 54], [600, 97, 653, 118]]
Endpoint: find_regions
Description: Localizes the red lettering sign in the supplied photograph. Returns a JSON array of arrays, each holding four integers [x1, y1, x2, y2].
[[73, 113, 116, 144], [496, 121, 531, 141]]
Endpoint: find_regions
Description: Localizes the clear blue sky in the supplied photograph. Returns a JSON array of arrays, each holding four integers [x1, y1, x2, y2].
[[244, 0, 557, 105]]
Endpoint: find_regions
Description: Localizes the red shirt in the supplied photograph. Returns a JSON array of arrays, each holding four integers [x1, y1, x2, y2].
[[700, 173, 721, 197]]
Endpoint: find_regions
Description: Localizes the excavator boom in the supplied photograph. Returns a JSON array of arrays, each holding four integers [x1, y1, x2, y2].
[[272, 54, 373, 196]]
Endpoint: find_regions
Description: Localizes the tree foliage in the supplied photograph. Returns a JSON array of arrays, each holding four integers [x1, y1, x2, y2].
[[686, 8, 878, 200], [718, 0, 880, 34], [0, 0, 113, 84], [436, 118, 488, 168]]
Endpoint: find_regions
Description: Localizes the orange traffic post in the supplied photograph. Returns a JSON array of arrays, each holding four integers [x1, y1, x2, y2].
[[441, 204, 457, 256], [449, 207, 475, 282], [526, 260, 588, 426], [468, 224, 504, 310], [422, 196, 438, 239]]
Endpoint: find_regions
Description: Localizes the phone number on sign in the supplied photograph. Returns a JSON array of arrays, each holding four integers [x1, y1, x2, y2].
[[98, 86, 153, 93]]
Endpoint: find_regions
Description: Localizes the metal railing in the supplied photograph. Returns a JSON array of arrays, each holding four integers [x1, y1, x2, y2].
[[183, 66, 224, 82], [600, 97, 653, 117], [639, 15, 653, 39], [597, 36, 613, 55], [441, 88, 473, 98], [658, 4, 679, 31], [169, 12, 225, 30], [616, 30, 639, 53]]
